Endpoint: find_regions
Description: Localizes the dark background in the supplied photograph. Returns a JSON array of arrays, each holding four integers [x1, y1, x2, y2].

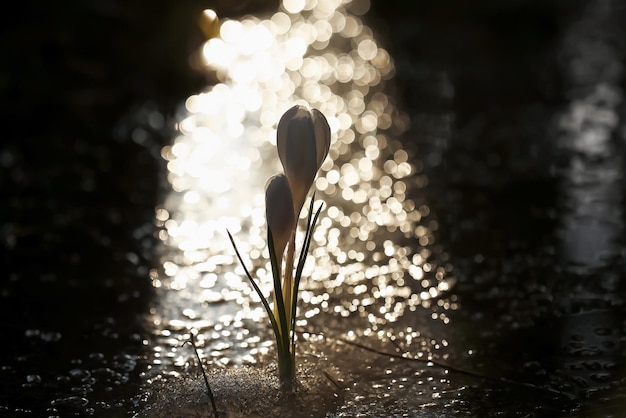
[[2, 0, 626, 416]]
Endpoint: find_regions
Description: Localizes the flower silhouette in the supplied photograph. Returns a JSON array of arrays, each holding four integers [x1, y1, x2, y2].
[[229, 104, 330, 383], [277, 105, 331, 219]]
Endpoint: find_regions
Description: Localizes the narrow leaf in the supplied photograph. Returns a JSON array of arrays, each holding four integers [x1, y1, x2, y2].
[[268, 228, 289, 349], [227, 230, 281, 340], [291, 196, 324, 347]]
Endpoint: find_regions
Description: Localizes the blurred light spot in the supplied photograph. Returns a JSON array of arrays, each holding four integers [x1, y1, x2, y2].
[[151, 0, 455, 375], [284, 0, 306, 14]]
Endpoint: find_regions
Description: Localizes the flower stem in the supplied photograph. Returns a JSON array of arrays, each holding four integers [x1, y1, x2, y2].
[[278, 346, 296, 383], [282, 230, 296, 334]]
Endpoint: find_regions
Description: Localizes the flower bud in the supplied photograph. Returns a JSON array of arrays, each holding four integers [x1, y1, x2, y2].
[[277, 105, 331, 218], [265, 174, 296, 258]]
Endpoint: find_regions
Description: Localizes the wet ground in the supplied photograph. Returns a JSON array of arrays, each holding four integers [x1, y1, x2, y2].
[[2, 0, 626, 417]]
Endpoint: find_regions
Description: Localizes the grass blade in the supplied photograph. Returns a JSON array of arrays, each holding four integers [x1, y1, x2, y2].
[[291, 196, 324, 347], [186, 334, 218, 418], [227, 230, 282, 343]]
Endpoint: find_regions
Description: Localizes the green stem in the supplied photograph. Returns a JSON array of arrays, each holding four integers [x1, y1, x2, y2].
[[268, 228, 289, 342], [277, 347, 296, 383], [227, 229, 298, 385]]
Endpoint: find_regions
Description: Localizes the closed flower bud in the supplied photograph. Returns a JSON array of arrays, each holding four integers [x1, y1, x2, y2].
[[277, 105, 331, 218], [265, 174, 296, 258]]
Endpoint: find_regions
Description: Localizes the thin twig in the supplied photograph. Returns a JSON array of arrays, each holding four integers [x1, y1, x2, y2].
[[186, 334, 219, 418], [296, 328, 576, 400], [323, 370, 344, 391]]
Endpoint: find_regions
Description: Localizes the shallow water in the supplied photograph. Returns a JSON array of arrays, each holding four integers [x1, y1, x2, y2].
[[2, 0, 626, 417], [143, 0, 626, 416], [144, 2, 457, 415]]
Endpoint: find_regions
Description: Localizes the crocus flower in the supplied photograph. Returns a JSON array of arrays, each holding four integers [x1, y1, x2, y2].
[[265, 174, 295, 261], [277, 105, 331, 219], [228, 105, 329, 384]]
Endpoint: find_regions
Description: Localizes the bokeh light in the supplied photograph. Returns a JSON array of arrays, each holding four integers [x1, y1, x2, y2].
[[148, 1, 455, 375]]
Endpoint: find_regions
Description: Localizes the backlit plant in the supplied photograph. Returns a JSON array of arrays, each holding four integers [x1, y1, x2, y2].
[[228, 105, 331, 383]]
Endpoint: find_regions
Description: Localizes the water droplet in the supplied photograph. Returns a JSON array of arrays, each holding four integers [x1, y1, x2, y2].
[[24, 329, 40, 337], [40, 331, 62, 342], [51, 396, 89, 408], [590, 372, 611, 382], [26, 374, 41, 384], [594, 327, 612, 336]]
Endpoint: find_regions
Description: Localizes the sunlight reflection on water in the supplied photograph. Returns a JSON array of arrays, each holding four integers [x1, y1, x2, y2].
[[147, 0, 456, 379]]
